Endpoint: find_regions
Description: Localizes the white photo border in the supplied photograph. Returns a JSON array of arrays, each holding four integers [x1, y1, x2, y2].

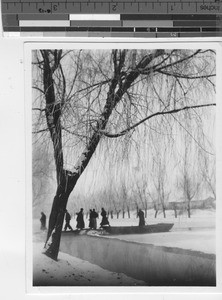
[[25, 39, 222, 296]]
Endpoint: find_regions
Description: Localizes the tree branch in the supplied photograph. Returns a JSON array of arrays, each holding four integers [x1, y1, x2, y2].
[[155, 69, 216, 80], [32, 86, 45, 94], [32, 108, 46, 112], [154, 50, 201, 73], [32, 128, 49, 134], [59, 63, 66, 107], [103, 103, 216, 138]]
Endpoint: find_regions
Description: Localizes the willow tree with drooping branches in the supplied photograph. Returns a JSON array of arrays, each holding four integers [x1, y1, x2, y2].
[[32, 48, 216, 260]]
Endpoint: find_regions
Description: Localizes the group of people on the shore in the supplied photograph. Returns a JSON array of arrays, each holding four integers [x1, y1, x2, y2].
[[40, 208, 145, 231], [63, 207, 110, 231]]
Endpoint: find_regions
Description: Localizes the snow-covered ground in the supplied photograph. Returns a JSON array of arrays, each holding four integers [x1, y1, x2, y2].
[[33, 229, 145, 286], [33, 242, 145, 286], [33, 208, 215, 286]]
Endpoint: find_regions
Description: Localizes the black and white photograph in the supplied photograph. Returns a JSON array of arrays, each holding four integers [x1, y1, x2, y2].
[[31, 46, 216, 288]]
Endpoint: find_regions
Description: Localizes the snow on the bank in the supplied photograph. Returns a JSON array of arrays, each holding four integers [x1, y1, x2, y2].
[[33, 243, 145, 286]]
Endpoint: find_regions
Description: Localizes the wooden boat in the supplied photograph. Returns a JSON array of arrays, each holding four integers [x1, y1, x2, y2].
[[62, 223, 174, 235], [102, 223, 174, 235]]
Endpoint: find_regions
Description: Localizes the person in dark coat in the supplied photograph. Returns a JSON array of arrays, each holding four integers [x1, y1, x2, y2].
[[88, 209, 93, 229], [100, 208, 110, 227], [76, 208, 85, 229], [91, 208, 98, 229], [138, 209, 145, 226], [40, 212, 47, 230], [64, 210, 73, 231]]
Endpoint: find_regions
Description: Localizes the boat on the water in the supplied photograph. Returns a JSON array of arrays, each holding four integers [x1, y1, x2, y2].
[[102, 223, 174, 235], [62, 223, 174, 235]]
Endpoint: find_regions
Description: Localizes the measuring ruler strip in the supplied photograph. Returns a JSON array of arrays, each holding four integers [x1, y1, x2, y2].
[[2, 2, 222, 14], [1, 0, 222, 37]]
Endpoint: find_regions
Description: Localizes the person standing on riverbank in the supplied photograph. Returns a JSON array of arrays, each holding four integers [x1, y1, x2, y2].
[[100, 208, 110, 227], [40, 212, 47, 230], [76, 208, 85, 230], [88, 209, 93, 229], [138, 209, 145, 226], [91, 209, 98, 229], [64, 210, 73, 231]]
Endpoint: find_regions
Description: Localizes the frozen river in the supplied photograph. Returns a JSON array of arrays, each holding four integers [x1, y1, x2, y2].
[[60, 228, 216, 286]]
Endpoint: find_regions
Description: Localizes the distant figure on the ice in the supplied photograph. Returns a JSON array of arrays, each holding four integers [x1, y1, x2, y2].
[[76, 208, 85, 230], [88, 209, 93, 229], [91, 208, 98, 229], [100, 208, 110, 228], [64, 210, 73, 231], [138, 209, 145, 226], [40, 212, 47, 230]]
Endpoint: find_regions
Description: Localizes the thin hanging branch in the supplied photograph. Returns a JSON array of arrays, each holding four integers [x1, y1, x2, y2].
[[102, 103, 216, 138], [155, 70, 216, 80]]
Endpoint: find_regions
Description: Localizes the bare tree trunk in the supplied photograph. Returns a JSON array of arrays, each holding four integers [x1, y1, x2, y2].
[[162, 206, 166, 218], [135, 204, 139, 218], [145, 203, 148, 218], [45, 172, 77, 260], [187, 202, 191, 218], [127, 206, 130, 218], [155, 210, 158, 218], [42, 54, 120, 259], [173, 205, 177, 218]]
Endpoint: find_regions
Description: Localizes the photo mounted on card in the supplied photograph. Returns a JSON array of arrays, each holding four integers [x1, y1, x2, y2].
[[24, 41, 221, 293]]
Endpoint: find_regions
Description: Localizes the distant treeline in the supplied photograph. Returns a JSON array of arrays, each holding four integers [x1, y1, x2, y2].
[[154, 197, 216, 211]]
